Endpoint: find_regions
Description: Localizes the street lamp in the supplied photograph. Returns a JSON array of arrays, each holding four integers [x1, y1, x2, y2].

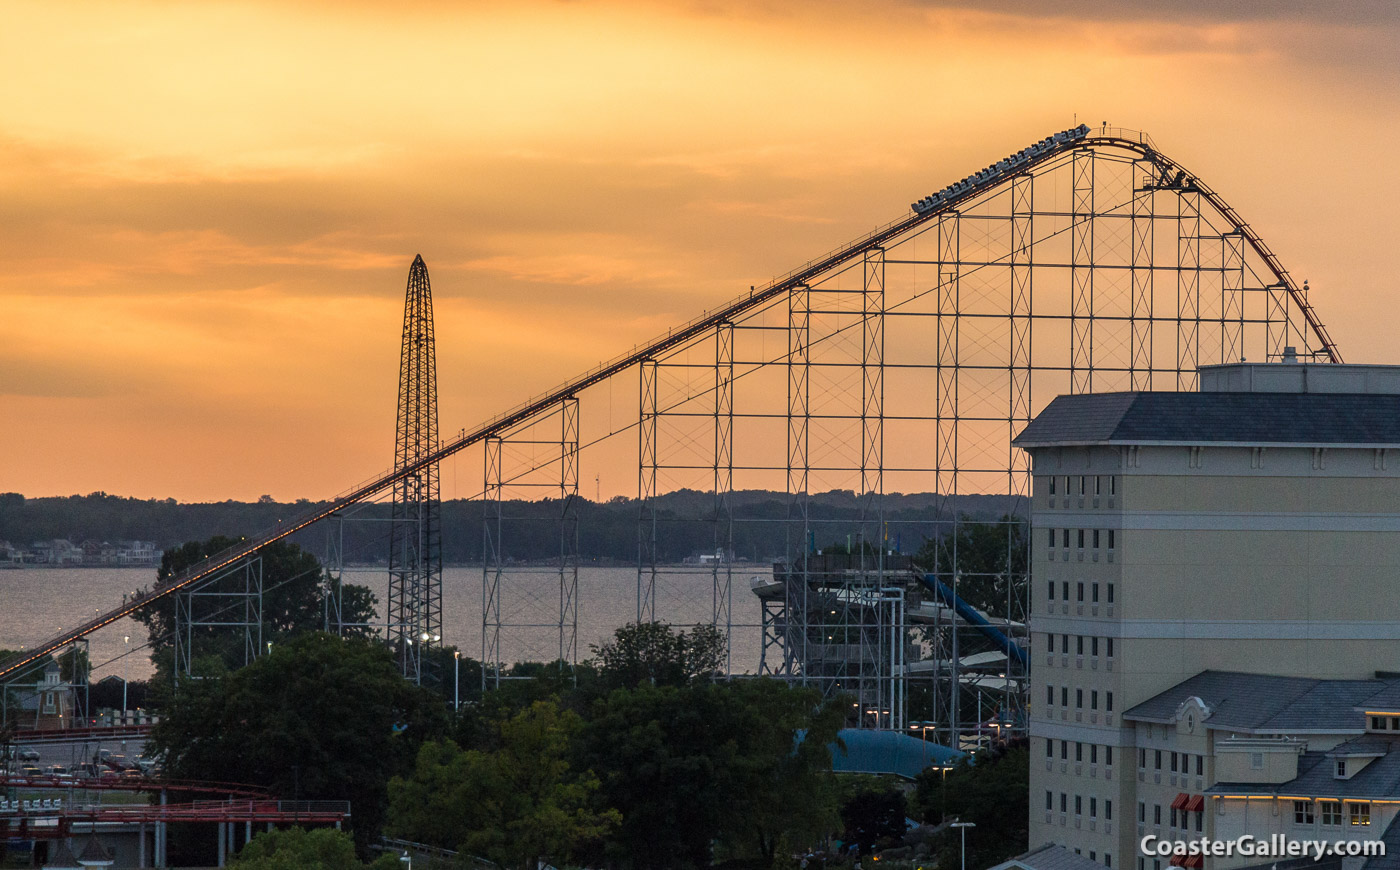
[[950, 821, 976, 870], [122, 636, 130, 724], [453, 651, 460, 711]]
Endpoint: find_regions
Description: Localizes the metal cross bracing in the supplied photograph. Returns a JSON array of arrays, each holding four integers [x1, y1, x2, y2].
[[388, 255, 443, 686], [482, 399, 580, 687], [0, 130, 1345, 747], [173, 557, 263, 688]]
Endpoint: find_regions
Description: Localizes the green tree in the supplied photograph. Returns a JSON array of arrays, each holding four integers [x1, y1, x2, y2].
[[838, 782, 907, 856], [914, 516, 1027, 619], [577, 678, 843, 869], [915, 743, 1029, 868], [134, 536, 379, 683], [387, 700, 618, 870], [149, 632, 446, 853], [589, 621, 725, 690], [229, 827, 399, 870]]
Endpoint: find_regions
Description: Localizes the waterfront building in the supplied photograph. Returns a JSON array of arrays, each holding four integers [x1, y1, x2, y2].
[[1014, 360, 1400, 869]]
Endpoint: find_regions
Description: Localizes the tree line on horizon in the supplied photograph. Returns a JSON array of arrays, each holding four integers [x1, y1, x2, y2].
[[0, 489, 1023, 565]]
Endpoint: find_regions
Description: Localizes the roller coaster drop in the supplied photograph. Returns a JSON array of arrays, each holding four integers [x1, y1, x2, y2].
[[0, 126, 1342, 746]]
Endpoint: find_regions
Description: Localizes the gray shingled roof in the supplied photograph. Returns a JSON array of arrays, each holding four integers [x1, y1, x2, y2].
[[1122, 671, 1396, 733], [991, 843, 1109, 870], [1210, 735, 1400, 800], [1012, 391, 1400, 446], [1363, 811, 1400, 870]]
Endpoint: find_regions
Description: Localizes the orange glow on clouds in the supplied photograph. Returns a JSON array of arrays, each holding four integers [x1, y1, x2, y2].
[[3, 0, 1400, 500]]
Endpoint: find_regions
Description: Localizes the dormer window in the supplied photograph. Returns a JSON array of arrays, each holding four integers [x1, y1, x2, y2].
[[1337, 759, 1347, 778]]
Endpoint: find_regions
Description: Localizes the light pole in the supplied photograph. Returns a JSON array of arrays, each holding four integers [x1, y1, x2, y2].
[[453, 650, 460, 711], [122, 635, 130, 724], [950, 821, 975, 870]]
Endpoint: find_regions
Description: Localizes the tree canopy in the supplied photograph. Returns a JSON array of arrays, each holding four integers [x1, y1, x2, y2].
[[388, 701, 617, 870], [914, 515, 1028, 619], [588, 621, 725, 690], [228, 827, 399, 870], [133, 535, 378, 683], [149, 632, 446, 853]]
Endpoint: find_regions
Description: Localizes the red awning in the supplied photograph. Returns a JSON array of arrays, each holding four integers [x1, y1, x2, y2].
[[1186, 856, 1204, 868], [1171, 792, 1190, 810], [1186, 794, 1205, 813], [1168, 856, 1185, 867]]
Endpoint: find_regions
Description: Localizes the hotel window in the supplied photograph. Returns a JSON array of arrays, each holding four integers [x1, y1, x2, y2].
[[1047, 685, 1054, 706], [1154, 750, 1162, 770], [1138, 802, 1145, 823], [1154, 805, 1161, 825], [1195, 755, 1202, 776], [1169, 808, 1177, 828], [1294, 801, 1314, 824], [1092, 583, 1100, 603], [1105, 855, 1111, 869], [1350, 802, 1371, 826], [1108, 529, 1116, 549], [1061, 793, 1068, 813], [1077, 636, 1085, 655], [1047, 635, 1055, 654], [1107, 692, 1114, 712], [1195, 811, 1202, 833], [1049, 477, 1057, 496], [1105, 800, 1112, 820], [1077, 529, 1085, 549], [1076, 689, 1083, 709], [1094, 476, 1101, 496], [1077, 582, 1085, 602], [1090, 853, 1096, 863], [1107, 638, 1115, 658], [1062, 687, 1069, 706], [1170, 752, 1178, 773], [1062, 583, 1070, 601], [1107, 583, 1115, 603], [1139, 749, 1146, 769], [1076, 742, 1084, 762], [1062, 529, 1070, 548], [1079, 476, 1087, 496], [1046, 791, 1054, 810], [1109, 476, 1116, 495], [1091, 690, 1099, 710], [1091, 744, 1098, 764], [1063, 634, 1070, 654], [1046, 739, 1054, 758], [1061, 740, 1069, 760], [1090, 797, 1097, 817], [1048, 580, 1055, 601], [1093, 529, 1100, 549], [1106, 747, 1113, 765], [1092, 637, 1099, 657], [1321, 801, 1341, 826], [1064, 476, 1071, 496]]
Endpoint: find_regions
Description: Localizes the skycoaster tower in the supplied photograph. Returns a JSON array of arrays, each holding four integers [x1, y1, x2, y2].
[[388, 255, 443, 685]]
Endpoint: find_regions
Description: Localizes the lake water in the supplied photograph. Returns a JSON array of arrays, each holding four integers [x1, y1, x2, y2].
[[0, 565, 771, 682]]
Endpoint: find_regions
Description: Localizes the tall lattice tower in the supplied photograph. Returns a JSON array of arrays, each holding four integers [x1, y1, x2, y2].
[[388, 254, 442, 685]]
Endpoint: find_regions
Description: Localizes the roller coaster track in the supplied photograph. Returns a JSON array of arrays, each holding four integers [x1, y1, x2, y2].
[[0, 127, 1340, 682]]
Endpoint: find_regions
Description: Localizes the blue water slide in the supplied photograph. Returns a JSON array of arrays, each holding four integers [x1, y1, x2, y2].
[[919, 573, 1028, 667]]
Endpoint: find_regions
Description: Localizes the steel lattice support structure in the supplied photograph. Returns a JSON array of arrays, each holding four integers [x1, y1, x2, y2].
[[482, 400, 581, 687], [173, 557, 262, 688], [388, 255, 443, 685], [3, 129, 1348, 748]]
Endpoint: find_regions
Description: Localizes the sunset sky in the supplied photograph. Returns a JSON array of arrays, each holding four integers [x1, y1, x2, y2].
[[4, 1, 1400, 502]]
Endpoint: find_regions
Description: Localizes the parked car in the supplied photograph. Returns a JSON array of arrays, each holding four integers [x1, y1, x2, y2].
[[19, 764, 42, 777], [17, 747, 39, 762]]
